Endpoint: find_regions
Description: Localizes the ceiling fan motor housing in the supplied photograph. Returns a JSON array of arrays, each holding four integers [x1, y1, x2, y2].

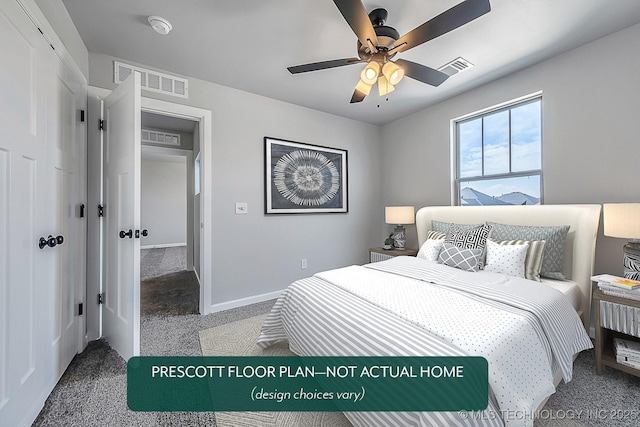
[[358, 8, 400, 58]]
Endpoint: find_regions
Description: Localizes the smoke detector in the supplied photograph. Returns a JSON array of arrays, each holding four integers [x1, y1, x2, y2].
[[148, 16, 172, 35]]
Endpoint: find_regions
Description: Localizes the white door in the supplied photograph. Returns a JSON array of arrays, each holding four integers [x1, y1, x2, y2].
[[0, 1, 85, 425], [101, 72, 142, 360]]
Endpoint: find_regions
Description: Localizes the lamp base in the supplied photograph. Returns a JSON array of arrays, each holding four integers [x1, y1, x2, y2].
[[623, 242, 640, 281], [392, 225, 406, 249]]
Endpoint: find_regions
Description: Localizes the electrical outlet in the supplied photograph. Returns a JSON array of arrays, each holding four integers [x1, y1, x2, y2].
[[301, 258, 307, 270]]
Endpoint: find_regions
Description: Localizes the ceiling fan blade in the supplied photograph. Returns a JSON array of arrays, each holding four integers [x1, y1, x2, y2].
[[395, 59, 449, 87], [350, 87, 367, 103], [287, 58, 364, 74], [394, 0, 491, 53], [333, 0, 379, 49]]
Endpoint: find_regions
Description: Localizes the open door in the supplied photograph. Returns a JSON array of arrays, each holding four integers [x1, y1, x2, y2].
[[101, 72, 142, 360]]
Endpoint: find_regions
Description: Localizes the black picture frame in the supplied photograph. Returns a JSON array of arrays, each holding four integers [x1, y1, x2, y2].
[[264, 137, 348, 214]]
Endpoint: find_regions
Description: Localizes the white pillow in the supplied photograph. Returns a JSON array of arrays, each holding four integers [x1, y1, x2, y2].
[[484, 239, 529, 278], [417, 239, 444, 262]]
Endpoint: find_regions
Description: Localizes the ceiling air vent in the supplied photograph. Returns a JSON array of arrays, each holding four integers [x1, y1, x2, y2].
[[438, 57, 474, 76], [114, 61, 188, 98], [141, 129, 180, 146]]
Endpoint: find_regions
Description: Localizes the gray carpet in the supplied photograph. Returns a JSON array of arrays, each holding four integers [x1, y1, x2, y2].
[[33, 300, 276, 426], [140, 246, 187, 281]]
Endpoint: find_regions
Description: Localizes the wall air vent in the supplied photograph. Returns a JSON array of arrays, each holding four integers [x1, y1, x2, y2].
[[141, 129, 180, 147], [114, 61, 188, 98], [437, 57, 474, 77]]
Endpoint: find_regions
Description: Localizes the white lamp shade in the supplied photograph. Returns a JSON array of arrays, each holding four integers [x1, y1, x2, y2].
[[378, 75, 395, 96], [604, 203, 640, 239], [385, 206, 415, 225], [360, 62, 380, 85], [382, 61, 404, 85]]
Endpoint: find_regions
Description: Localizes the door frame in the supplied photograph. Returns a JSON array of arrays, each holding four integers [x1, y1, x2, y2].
[[141, 98, 212, 316], [86, 89, 213, 343]]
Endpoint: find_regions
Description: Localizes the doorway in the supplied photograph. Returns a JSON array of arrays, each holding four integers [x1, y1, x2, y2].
[[86, 86, 213, 359], [139, 111, 198, 316]]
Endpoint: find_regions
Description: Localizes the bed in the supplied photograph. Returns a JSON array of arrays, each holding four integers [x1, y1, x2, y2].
[[257, 204, 601, 427]]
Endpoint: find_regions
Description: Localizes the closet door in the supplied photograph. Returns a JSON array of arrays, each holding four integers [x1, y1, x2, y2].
[[101, 72, 142, 361], [0, 1, 86, 425]]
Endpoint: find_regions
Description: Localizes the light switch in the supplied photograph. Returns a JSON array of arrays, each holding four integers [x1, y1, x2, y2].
[[235, 202, 248, 214]]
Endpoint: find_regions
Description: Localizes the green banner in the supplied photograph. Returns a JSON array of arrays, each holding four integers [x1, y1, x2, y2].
[[128, 356, 488, 412]]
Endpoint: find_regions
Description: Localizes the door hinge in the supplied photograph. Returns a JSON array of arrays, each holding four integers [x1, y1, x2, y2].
[[98, 204, 104, 217], [78, 303, 83, 316], [80, 110, 85, 122], [80, 203, 85, 218], [99, 119, 105, 131], [98, 292, 105, 305]]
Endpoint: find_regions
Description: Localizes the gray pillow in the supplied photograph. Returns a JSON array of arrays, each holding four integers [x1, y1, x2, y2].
[[438, 242, 483, 272], [445, 223, 493, 267], [487, 222, 570, 279], [431, 220, 481, 233]]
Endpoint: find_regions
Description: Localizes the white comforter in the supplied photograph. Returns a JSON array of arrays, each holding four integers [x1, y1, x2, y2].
[[258, 257, 592, 427]]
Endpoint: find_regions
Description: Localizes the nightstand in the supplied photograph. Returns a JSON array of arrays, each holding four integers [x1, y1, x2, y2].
[[594, 288, 640, 377], [369, 247, 418, 263]]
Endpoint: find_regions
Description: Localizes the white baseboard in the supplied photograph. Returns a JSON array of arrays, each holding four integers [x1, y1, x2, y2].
[[209, 289, 283, 313], [141, 243, 187, 249]]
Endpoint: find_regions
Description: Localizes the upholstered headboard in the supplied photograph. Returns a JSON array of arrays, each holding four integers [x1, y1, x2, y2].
[[416, 204, 601, 329]]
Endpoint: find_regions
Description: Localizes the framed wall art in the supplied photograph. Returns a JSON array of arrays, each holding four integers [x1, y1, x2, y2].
[[264, 137, 348, 214]]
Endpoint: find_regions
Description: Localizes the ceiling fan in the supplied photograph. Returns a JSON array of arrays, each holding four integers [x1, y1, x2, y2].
[[287, 0, 491, 103]]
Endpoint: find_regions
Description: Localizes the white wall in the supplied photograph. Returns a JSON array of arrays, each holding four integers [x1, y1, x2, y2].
[[88, 52, 384, 308], [141, 157, 187, 247], [381, 22, 640, 277]]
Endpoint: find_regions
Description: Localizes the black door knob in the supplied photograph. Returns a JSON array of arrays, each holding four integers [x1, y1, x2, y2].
[[119, 229, 133, 239], [38, 235, 64, 249]]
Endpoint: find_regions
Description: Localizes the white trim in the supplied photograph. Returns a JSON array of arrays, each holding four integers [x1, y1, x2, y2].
[[451, 90, 543, 123], [141, 243, 186, 249], [209, 289, 284, 313], [17, 0, 87, 85]]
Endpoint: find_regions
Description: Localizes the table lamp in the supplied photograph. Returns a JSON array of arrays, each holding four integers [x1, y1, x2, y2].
[[603, 203, 640, 280], [385, 206, 415, 250]]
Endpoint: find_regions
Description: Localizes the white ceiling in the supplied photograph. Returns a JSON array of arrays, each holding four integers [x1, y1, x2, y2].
[[62, 0, 640, 125]]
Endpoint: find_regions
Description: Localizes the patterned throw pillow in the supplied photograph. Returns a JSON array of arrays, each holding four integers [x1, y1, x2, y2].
[[444, 224, 493, 268], [426, 230, 446, 240], [438, 242, 483, 272], [417, 239, 445, 262], [490, 239, 546, 281], [488, 223, 569, 279], [484, 240, 529, 278]]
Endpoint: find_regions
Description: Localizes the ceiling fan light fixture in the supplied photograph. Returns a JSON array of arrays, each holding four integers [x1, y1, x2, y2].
[[148, 16, 173, 35], [360, 62, 380, 85], [382, 61, 404, 85], [378, 75, 394, 96]]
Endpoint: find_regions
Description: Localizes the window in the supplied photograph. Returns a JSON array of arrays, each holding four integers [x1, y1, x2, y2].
[[455, 95, 542, 206], [194, 152, 201, 195]]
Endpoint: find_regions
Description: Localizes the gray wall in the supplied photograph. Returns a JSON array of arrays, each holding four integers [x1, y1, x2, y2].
[[380, 22, 640, 277], [141, 157, 187, 247], [89, 52, 384, 307]]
